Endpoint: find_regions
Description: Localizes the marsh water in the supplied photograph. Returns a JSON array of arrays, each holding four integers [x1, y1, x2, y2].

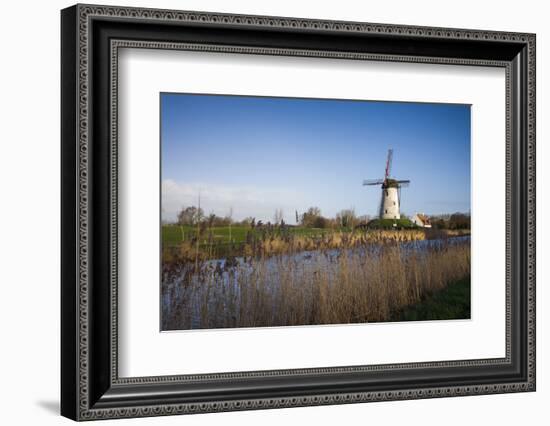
[[161, 236, 470, 330]]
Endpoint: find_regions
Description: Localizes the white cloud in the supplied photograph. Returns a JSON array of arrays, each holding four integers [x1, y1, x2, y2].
[[161, 179, 306, 223]]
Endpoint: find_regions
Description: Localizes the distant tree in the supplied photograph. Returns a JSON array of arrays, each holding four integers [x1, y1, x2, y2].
[[430, 217, 447, 230], [240, 217, 255, 227], [336, 208, 357, 228], [356, 214, 371, 225], [449, 213, 470, 230], [207, 212, 216, 228], [219, 216, 232, 226], [315, 216, 328, 229], [301, 207, 327, 228], [308, 206, 321, 217], [204, 213, 233, 227], [177, 206, 204, 226]]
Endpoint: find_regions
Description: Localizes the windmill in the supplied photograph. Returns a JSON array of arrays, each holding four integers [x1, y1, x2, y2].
[[363, 149, 410, 219]]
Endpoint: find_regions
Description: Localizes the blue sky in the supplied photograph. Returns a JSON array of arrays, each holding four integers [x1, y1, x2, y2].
[[161, 93, 470, 223]]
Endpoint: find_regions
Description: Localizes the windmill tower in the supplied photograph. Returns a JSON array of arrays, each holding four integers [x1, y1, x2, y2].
[[363, 149, 410, 220]]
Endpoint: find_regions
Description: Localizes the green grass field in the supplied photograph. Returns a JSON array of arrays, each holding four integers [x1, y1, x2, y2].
[[162, 224, 335, 247], [393, 277, 471, 321], [365, 218, 417, 229]]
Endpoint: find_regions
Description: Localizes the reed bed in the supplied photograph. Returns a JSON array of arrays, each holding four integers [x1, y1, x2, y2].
[[162, 228, 469, 266], [162, 238, 470, 330]]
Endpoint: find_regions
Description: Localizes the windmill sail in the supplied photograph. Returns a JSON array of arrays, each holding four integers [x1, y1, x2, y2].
[[384, 149, 393, 180], [363, 179, 384, 186]]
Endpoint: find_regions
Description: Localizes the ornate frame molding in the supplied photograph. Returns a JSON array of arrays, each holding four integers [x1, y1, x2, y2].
[[61, 4, 536, 421]]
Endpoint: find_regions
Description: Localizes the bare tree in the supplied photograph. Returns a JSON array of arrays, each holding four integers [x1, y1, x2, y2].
[[336, 208, 357, 228], [177, 206, 204, 226]]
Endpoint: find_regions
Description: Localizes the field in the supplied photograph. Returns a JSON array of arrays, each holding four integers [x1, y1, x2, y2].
[[162, 224, 334, 247]]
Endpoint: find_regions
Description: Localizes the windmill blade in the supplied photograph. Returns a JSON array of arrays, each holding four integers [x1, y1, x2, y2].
[[385, 149, 393, 179], [363, 179, 384, 186], [396, 179, 410, 187]]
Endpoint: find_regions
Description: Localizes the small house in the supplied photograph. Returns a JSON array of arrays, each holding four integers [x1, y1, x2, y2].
[[412, 213, 432, 228]]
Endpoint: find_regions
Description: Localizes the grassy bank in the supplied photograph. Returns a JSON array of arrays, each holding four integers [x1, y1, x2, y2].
[[392, 277, 470, 321]]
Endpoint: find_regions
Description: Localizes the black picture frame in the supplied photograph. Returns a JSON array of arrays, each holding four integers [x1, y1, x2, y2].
[[61, 4, 536, 421]]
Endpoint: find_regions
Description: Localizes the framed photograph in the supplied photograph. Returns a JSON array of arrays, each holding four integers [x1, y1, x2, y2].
[[61, 4, 536, 421]]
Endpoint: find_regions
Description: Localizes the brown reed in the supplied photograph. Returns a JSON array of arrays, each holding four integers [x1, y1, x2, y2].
[[162, 239, 470, 330], [163, 228, 470, 267]]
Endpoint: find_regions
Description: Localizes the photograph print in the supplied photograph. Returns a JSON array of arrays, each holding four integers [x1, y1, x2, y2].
[[160, 94, 471, 331]]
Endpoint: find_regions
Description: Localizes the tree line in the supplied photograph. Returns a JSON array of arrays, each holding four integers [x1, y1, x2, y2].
[[174, 205, 368, 229], [174, 205, 470, 230], [430, 213, 471, 230]]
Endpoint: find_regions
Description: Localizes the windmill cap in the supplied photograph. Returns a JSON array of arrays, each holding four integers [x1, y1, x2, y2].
[[383, 178, 400, 188]]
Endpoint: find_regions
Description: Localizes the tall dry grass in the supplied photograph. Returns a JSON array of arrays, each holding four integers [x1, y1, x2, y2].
[[163, 228, 469, 266], [162, 239, 470, 330]]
